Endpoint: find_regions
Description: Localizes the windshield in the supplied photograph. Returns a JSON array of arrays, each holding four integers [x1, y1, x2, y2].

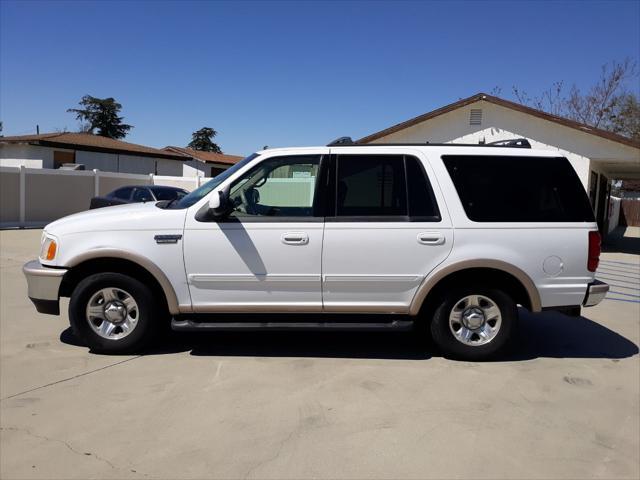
[[168, 153, 260, 209]]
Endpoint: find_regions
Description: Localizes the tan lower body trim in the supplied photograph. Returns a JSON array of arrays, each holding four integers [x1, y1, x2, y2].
[[189, 303, 323, 314], [408, 259, 542, 315], [66, 249, 183, 315]]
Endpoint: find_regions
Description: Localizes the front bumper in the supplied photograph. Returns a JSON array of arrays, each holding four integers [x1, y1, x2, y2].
[[583, 280, 609, 307], [23, 260, 67, 315]]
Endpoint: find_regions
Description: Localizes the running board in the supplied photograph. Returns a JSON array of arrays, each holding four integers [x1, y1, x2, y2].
[[171, 319, 414, 332]]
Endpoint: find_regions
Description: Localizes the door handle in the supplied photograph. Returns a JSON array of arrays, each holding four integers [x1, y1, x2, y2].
[[282, 232, 309, 245], [418, 232, 445, 245]]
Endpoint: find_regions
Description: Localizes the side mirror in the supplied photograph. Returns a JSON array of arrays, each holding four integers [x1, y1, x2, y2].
[[207, 186, 231, 218]]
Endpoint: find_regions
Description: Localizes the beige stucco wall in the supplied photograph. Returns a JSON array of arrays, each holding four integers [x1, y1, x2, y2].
[[1, 144, 186, 175], [183, 160, 233, 177], [183, 160, 208, 177], [155, 158, 184, 176], [76, 150, 118, 171], [0, 144, 59, 168]]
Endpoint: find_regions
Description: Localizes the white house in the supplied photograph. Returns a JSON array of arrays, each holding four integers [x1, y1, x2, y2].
[[0, 132, 189, 176], [163, 146, 244, 177], [358, 93, 640, 233]]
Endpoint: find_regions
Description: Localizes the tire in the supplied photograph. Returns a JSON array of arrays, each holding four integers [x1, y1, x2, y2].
[[69, 272, 162, 354], [429, 285, 517, 361]]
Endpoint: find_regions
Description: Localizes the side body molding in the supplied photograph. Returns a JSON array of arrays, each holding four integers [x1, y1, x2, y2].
[[408, 259, 542, 316], [65, 248, 185, 315]]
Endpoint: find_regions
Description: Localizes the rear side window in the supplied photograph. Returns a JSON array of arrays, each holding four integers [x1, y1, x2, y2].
[[337, 155, 407, 216], [332, 154, 440, 220], [111, 187, 133, 200], [406, 156, 440, 219], [442, 155, 595, 222], [132, 188, 153, 202]]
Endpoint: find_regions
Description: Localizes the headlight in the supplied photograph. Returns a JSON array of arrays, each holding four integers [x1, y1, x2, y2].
[[40, 234, 58, 261]]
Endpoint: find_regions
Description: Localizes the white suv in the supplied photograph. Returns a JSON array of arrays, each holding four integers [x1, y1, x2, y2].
[[23, 138, 609, 360]]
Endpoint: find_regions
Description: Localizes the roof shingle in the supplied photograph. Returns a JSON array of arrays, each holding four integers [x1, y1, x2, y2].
[[163, 146, 244, 165], [0, 132, 190, 160]]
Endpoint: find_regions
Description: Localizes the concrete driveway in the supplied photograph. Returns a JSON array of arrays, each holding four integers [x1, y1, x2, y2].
[[1, 229, 638, 480]]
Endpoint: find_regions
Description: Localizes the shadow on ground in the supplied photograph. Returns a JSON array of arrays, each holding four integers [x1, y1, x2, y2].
[[603, 226, 640, 255], [60, 309, 639, 361]]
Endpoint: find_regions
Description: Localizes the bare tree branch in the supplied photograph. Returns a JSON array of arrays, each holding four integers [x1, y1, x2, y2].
[[510, 58, 639, 140]]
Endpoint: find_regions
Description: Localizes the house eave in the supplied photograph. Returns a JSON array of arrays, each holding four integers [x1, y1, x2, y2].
[[27, 140, 191, 161]]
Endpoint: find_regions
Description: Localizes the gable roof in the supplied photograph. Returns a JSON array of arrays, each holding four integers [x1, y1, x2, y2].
[[357, 93, 640, 149], [163, 146, 244, 165], [0, 132, 190, 160]]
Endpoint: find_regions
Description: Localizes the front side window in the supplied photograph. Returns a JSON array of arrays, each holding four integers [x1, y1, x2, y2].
[[228, 155, 320, 218], [442, 155, 595, 222]]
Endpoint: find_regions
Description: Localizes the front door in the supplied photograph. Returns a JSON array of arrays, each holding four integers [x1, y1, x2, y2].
[[183, 152, 327, 311], [321, 149, 453, 313]]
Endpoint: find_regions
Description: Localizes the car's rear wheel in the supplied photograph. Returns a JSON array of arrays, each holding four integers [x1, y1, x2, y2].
[[430, 286, 517, 360], [69, 273, 160, 353]]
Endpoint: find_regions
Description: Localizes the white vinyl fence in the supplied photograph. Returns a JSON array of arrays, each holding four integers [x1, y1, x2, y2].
[[0, 166, 208, 228]]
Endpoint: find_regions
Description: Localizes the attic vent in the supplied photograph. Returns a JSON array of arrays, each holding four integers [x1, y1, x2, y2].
[[469, 109, 482, 125]]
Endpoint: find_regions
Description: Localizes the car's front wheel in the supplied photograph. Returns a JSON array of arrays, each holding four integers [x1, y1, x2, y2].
[[69, 273, 160, 353], [430, 286, 517, 360]]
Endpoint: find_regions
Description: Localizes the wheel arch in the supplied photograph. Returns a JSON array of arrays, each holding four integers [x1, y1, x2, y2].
[[409, 259, 541, 316], [59, 249, 181, 315]]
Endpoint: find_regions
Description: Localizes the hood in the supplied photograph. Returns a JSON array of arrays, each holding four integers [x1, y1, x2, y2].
[[45, 202, 187, 237]]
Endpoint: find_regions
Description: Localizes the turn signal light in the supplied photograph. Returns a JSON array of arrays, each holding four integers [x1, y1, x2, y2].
[[40, 237, 57, 261], [587, 231, 601, 272], [45, 240, 57, 260]]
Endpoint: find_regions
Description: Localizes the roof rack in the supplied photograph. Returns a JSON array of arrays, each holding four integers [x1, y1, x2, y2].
[[326, 136, 532, 149], [485, 138, 531, 148], [327, 136, 355, 146]]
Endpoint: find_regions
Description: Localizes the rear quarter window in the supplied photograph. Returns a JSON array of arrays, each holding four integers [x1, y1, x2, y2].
[[442, 155, 595, 222]]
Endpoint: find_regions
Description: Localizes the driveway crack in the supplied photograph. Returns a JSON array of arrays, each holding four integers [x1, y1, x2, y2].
[[1, 425, 150, 477], [1, 355, 142, 401], [1, 425, 116, 469]]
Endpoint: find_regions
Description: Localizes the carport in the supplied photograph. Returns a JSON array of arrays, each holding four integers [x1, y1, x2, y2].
[[589, 156, 640, 234]]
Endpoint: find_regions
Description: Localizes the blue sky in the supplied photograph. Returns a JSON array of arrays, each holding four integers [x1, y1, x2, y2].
[[1, 0, 639, 155]]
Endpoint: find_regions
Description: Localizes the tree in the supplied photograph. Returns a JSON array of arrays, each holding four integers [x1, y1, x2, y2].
[[188, 127, 222, 153], [511, 58, 639, 141], [67, 95, 132, 139], [605, 92, 639, 140]]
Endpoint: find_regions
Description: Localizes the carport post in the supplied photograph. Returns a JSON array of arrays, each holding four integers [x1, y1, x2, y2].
[[19, 165, 25, 227], [93, 169, 99, 196], [149, 173, 154, 186]]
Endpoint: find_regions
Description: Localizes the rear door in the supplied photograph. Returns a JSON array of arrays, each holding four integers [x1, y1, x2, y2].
[[321, 148, 453, 313]]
